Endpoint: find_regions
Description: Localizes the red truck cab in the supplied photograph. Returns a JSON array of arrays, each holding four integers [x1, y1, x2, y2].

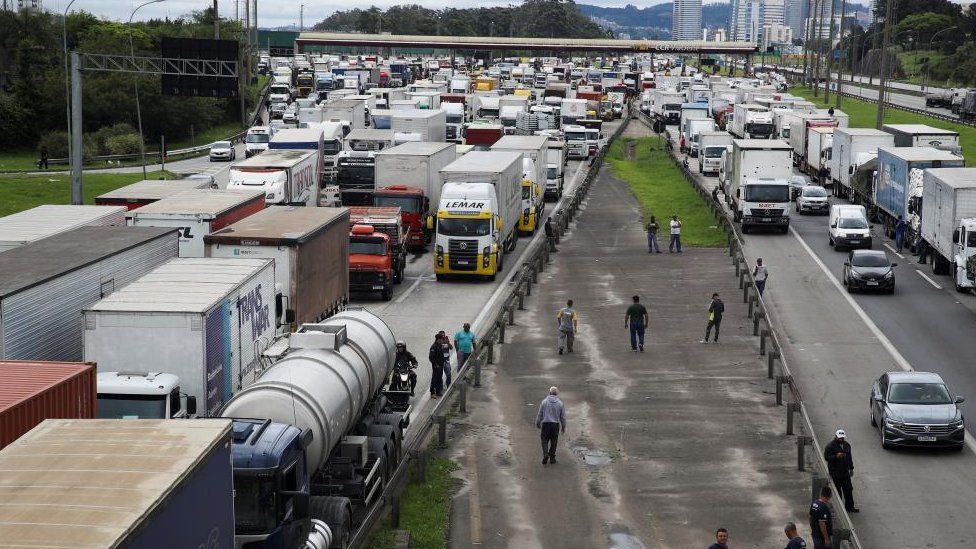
[[349, 224, 394, 301], [373, 185, 428, 250]]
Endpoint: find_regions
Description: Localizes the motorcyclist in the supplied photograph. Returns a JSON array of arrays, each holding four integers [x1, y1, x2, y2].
[[393, 341, 418, 396]]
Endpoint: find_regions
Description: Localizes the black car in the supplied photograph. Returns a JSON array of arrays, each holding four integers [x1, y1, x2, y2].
[[843, 249, 896, 293], [870, 371, 965, 450]]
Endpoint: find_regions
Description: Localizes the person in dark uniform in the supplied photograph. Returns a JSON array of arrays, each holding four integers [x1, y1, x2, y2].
[[707, 527, 729, 549], [824, 429, 859, 513], [784, 522, 807, 549], [545, 217, 557, 252], [809, 486, 833, 549]]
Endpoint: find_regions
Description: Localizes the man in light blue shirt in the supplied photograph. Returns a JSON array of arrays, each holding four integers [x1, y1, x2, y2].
[[454, 323, 477, 368]]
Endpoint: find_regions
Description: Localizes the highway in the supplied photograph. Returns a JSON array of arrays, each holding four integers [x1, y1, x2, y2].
[[672, 127, 976, 546]]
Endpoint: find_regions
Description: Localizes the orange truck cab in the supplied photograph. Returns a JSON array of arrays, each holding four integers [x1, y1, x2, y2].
[[373, 185, 428, 250], [349, 224, 395, 301]]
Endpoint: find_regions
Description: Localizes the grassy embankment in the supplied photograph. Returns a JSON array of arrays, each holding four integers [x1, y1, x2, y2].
[[792, 85, 976, 166], [366, 457, 459, 549], [606, 137, 726, 247], [0, 171, 172, 217]]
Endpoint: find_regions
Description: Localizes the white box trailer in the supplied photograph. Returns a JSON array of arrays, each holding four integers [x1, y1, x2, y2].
[[83, 257, 277, 417], [439, 151, 523, 249], [391, 109, 447, 142], [95, 179, 214, 210], [374, 141, 457, 207], [490, 135, 548, 190], [0, 205, 126, 253], [560, 98, 587, 125], [126, 189, 267, 257], [0, 226, 178, 361], [883, 124, 960, 149], [921, 168, 976, 285], [728, 139, 793, 196], [228, 150, 320, 207], [321, 99, 366, 129], [830, 128, 894, 194]]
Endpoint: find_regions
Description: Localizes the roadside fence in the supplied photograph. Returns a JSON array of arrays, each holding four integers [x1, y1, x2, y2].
[[633, 108, 862, 549]]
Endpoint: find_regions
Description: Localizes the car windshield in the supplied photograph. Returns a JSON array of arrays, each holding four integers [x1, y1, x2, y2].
[[438, 218, 490, 237], [349, 238, 386, 255], [888, 382, 953, 405], [743, 184, 790, 202], [839, 217, 868, 229], [234, 474, 277, 533], [245, 134, 269, 144], [97, 394, 166, 419], [213, 141, 232, 149], [803, 186, 828, 197], [852, 254, 889, 267], [374, 195, 421, 212]]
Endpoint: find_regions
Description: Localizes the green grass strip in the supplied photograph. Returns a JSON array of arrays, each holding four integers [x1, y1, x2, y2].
[[791, 85, 976, 166], [367, 457, 460, 549], [606, 137, 726, 247], [0, 171, 172, 217]]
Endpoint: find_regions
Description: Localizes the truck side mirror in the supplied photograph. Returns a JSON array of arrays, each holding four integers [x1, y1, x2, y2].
[[496, 216, 503, 231], [425, 215, 434, 231], [953, 229, 960, 244], [285, 309, 296, 324], [185, 396, 197, 417]]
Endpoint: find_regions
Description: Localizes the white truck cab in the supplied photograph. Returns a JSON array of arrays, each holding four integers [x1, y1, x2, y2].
[[244, 126, 273, 158], [96, 371, 196, 419]]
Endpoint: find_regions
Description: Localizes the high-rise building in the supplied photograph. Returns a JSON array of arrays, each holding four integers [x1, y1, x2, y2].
[[1, 0, 41, 10], [672, 0, 703, 41], [784, 0, 810, 40], [731, 0, 787, 44]]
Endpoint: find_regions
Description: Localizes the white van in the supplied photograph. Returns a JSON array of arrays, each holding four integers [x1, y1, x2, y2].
[[829, 204, 872, 250]]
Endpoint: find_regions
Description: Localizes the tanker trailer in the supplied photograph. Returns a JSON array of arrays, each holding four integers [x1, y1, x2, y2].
[[222, 308, 408, 549]]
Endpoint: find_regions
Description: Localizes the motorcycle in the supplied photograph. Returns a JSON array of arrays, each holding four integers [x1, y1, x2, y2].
[[384, 361, 416, 414]]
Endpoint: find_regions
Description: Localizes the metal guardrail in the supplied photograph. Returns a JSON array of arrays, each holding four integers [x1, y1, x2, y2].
[[348, 110, 634, 548], [20, 79, 271, 171], [633, 108, 862, 549]]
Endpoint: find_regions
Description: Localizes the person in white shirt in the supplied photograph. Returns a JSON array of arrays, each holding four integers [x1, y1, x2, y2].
[[754, 258, 769, 296], [668, 215, 682, 253]]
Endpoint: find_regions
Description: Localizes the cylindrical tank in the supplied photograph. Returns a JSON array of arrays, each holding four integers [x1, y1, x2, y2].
[[221, 309, 396, 471]]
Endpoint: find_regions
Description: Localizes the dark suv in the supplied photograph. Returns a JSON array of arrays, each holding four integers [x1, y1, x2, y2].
[[843, 249, 896, 293]]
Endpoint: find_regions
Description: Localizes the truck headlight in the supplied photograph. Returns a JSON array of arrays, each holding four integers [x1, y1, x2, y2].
[[483, 246, 491, 267], [436, 245, 444, 255]]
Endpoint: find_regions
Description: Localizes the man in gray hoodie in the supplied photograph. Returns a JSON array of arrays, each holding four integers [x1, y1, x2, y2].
[[536, 386, 567, 465]]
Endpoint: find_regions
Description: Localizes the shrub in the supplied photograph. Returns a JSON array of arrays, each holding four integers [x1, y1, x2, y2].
[[36, 131, 70, 158], [103, 133, 143, 155]]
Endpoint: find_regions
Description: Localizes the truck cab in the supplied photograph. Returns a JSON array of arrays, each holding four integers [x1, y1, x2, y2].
[[245, 126, 273, 158], [433, 183, 503, 280], [518, 159, 544, 234], [335, 151, 376, 205], [564, 124, 588, 159], [349, 224, 395, 300], [96, 371, 196, 419], [374, 185, 429, 250], [734, 178, 791, 233]]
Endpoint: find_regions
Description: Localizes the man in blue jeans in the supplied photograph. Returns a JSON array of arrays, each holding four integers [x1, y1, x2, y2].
[[624, 295, 649, 352], [454, 323, 477, 368]]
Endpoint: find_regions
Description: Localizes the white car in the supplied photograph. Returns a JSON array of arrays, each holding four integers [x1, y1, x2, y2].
[[208, 141, 235, 162], [795, 185, 830, 214]]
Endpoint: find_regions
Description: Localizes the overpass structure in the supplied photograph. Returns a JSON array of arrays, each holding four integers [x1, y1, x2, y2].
[[296, 32, 759, 55]]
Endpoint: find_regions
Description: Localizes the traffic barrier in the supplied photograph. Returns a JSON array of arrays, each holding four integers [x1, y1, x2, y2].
[[634, 108, 862, 548], [347, 104, 635, 548]]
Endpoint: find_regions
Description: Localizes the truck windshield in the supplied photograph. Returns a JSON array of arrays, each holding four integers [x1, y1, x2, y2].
[[704, 147, 725, 158], [743, 185, 790, 202], [665, 104, 681, 111], [375, 195, 421, 212], [565, 131, 585, 142], [97, 394, 166, 419], [350, 238, 387, 255], [439, 218, 490, 237], [337, 165, 374, 189], [323, 139, 341, 155], [245, 133, 269, 144], [547, 167, 558, 179], [747, 123, 774, 134], [234, 475, 277, 533], [447, 114, 464, 124], [522, 186, 531, 199]]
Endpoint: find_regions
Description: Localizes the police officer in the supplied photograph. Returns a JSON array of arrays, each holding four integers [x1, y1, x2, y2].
[[809, 486, 833, 549]]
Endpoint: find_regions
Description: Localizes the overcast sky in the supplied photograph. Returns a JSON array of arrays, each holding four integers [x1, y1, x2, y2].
[[51, 0, 717, 29]]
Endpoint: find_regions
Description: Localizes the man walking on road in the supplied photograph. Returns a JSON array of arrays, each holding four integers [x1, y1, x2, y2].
[[824, 429, 859, 513], [646, 216, 661, 253], [454, 323, 476, 369], [783, 522, 807, 549], [556, 300, 578, 355], [624, 295, 649, 352], [895, 215, 906, 252], [754, 258, 769, 296], [809, 486, 834, 549], [707, 528, 729, 549], [701, 293, 724, 343], [669, 215, 682, 253], [428, 333, 446, 399], [536, 386, 566, 465], [545, 217, 558, 252]]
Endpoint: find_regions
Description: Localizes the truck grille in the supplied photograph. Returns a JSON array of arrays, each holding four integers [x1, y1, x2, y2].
[[752, 208, 784, 218], [449, 239, 479, 270], [350, 271, 385, 284], [899, 423, 954, 435]]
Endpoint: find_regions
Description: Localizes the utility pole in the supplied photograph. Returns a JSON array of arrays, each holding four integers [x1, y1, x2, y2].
[[812, 0, 827, 96], [213, 0, 219, 39], [824, 0, 837, 103], [299, 4, 303, 32], [835, 0, 847, 108], [875, 0, 894, 129]]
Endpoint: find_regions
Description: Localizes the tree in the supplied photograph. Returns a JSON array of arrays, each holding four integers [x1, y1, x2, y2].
[[895, 12, 955, 45]]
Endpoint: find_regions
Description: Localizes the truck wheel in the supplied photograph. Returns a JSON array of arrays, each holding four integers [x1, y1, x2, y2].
[[382, 286, 393, 301], [310, 496, 352, 549]]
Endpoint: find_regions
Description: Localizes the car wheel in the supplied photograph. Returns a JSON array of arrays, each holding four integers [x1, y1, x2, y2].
[[881, 428, 892, 450], [870, 405, 877, 427]]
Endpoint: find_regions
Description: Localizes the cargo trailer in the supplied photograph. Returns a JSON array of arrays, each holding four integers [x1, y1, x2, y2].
[[95, 179, 215, 210], [883, 124, 960, 149], [0, 226, 178, 361], [829, 128, 894, 199], [876, 147, 964, 239], [0, 360, 96, 449], [390, 109, 447, 142], [0, 205, 126, 253], [920, 168, 976, 285]]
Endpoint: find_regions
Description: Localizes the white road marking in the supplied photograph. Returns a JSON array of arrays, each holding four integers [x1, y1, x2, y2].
[[915, 269, 943, 290], [790, 226, 976, 455], [883, 243, 905, 259]]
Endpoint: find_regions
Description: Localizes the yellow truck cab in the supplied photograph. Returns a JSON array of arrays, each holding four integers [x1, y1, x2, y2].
[[519, 174, 543, 234]]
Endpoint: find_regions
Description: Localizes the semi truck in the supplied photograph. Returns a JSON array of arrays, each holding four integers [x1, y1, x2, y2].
[[545, 139, 567, 200], [391, 109, 447, 142], [221, 310, 405, 548], [335, 150, 378, 206], [882, 124, 960, 150], [433, 151, 523, 280], [920, 168, 976, 288], [349, 206, 408, 288], [0, 226, 177, 361], [829, 128, 894, 199], [0, 204, 126, 252], [228, 150, 320, 206], [698, 131, 734, 176], [0, 419, 236, 549], [205, 206, 350, 328], [95, 179, 215, 210], [126, 189, 266, 257], [730, 104, 774, 139], [374, 142, 456, 248], [875, 147, 965, 240], [791, 119, 838, 170], [85, 258, 278, 417], [564, 124, 588, 159], [727, 139, 793, 232], [0, 360, 96, 449], [491, 135, 547, 234]]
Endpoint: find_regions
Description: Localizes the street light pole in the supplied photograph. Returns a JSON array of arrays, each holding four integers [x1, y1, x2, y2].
[[62, 0, 78, 179], [128, 0, 166, 181], [921, 26, 956, 91]]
